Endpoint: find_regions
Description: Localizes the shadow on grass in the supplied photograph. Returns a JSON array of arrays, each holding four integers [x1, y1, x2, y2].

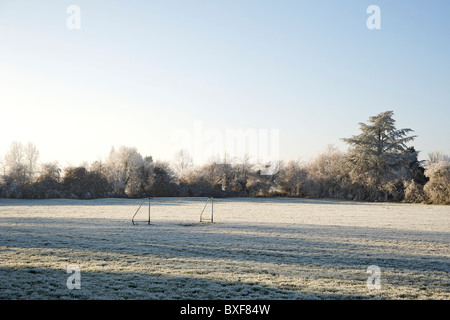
[[1, 215, 449, 274], [0, 265, 373, 300]]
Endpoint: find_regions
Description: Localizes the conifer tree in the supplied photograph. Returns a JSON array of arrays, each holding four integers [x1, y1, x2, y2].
[[342, 111, 417, 199]]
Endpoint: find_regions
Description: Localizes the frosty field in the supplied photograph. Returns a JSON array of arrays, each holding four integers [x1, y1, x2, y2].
[[0, 197, 449, 300]]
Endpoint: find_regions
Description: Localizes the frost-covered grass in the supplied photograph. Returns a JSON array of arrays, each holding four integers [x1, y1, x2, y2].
[[0, 197, 449, 299]]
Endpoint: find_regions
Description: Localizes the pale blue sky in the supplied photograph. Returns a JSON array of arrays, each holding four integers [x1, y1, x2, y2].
[[0, 0, 449, 165]]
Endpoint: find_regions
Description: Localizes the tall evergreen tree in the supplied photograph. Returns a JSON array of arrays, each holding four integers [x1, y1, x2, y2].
[[342, 111, 417, 199]]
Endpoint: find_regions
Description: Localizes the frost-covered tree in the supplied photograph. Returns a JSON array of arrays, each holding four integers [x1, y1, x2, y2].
[[177, 161, 221, 197], [228, 154, 253, 193], [3, 141, 40, 183], [217, 152, 234, 191], [4, 142, 29, 186], [105, 146, 154, 197], [426, 151, 450, 166], [342, 111, 417, 200], [403, 180, 425, 203], [202, 160, 224, 189], [173, 149, 193, 177], [305, 146, 352, 199], [24, 142, 40, 180], [276, 159, 307, 197], [0, 154, 5, 176], [4, 142, 24, 168], [39, 162, 61, 182], [90, 160, 107, 177], [424, 161, 450, 204]]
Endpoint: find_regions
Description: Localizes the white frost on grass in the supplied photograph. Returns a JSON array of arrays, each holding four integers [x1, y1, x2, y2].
[[0, 197, 449, 299]]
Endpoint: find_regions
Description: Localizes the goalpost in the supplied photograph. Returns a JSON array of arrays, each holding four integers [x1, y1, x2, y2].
[[131, 197, 152, 225], [131, 197, 214, 225], [200, 197, 214, 223]]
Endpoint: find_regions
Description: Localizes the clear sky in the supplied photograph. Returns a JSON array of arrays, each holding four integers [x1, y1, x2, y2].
[[0, 0, 449, 166]]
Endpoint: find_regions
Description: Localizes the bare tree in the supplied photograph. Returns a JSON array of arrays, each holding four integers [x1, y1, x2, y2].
[[276, 159, 307, 196], [234, 153, 253, 180], [427, 151, 450, 166], [39, 162, 61, 182], [219, 152, 233, 190], [173, 149, 193, 176], [0, 154, 5, 176], [90, 160, 106, 176], [4, 141, 24, 171], [24, 142, 40, 180], [4, 142, 28, 186]]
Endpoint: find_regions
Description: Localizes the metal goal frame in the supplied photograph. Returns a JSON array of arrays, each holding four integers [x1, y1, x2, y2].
[[200, 197, 214, 223]]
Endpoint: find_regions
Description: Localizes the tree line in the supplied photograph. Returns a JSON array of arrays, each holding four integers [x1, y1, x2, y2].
[[1, 111, 449, 204]]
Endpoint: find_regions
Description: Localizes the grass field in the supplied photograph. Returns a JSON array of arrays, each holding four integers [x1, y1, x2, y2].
[[0, 197, 449, 299]]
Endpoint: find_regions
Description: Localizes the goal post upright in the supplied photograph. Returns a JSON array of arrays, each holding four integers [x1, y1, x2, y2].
[[148, 197, 151, 225]]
